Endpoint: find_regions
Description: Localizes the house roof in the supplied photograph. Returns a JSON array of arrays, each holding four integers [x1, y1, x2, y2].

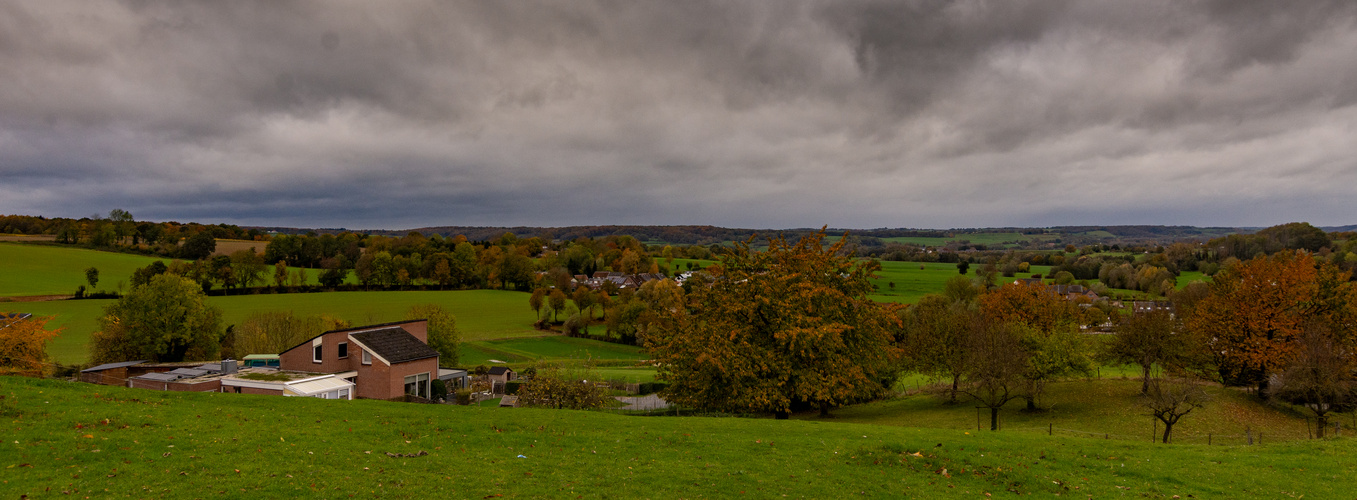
[[279, 319, 428, 358], [349, 327, 439, 364], [134, 372, 181, 382], [168, 368, 210, 377], [284, 375, 354, 397], [487, 366, 514, 376], [81, 360, 148, 373]]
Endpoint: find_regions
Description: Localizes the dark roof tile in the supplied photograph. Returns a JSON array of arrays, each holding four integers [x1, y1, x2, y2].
[[350, 327, 439, 364]]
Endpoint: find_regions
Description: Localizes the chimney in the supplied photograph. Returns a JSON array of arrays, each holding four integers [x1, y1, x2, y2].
[[222, 359, 238, 374]]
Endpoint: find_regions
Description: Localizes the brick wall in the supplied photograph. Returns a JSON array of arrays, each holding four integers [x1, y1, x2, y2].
[[280, 331, 356, 373]]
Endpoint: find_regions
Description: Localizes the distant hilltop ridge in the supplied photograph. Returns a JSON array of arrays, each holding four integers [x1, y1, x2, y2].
[[239, 224, 1308, 247]]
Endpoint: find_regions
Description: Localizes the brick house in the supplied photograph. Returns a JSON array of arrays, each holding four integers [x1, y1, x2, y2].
[[278, 320, 439, 400]]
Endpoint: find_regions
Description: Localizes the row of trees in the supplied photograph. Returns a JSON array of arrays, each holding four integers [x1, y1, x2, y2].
[[622, 227, 1354, 443], [913, 250, 1357, 440]]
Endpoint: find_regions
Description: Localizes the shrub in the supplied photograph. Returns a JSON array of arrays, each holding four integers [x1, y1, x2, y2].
[[454, 388, 473, 405], [431, 379, 448, 401], [504, 380, 523, 395]]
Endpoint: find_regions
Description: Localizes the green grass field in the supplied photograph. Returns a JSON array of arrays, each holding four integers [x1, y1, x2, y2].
[[0, 243, 173, 297], [809, 378, 1313, 446], [4, 375, 1353, 498], [8, 290, 543, 365], [459, 336, 646, 366], [867, 261, 1055, 304]]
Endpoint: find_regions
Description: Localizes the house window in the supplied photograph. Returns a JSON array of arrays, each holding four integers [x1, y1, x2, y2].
[[313, 344, 323, 363], [338, 388, 350, 400], [361, 350, 371, 365], [404, 373, 430, 399], [338, 342, 348, 359]]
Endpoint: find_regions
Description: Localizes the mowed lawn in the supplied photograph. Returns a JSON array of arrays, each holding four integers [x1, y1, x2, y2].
[[0, 243, 173, 297], [11, 290, 542, 365]]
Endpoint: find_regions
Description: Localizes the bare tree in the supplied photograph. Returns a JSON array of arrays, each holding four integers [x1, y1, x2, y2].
[[1269, 325, 1356, 438], [1142, 376, 1210, 443]]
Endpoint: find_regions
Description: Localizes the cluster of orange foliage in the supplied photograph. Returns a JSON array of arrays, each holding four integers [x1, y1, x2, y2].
[[0, 315, 60, 377], [1188, 251, 1357, 387]]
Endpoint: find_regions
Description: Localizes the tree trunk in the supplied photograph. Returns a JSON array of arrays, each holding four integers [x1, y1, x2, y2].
[[1024, 394, 1037, 411], [819, 402, 832, 417], [949, 376, 959, 404], [990, 407, 1000, 431], [1141, 364, 1151, 395], [1161, 421, 1173, 443]]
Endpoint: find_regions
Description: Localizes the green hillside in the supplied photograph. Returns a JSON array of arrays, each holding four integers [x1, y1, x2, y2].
[[0, 243, 172, 297], [2, 376, 1350, 498]]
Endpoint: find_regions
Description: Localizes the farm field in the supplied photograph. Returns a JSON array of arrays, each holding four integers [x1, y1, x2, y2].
[[867, 261, 1055, 304], [209, 238, 269, 256], [4, 375, 1352, 498], [1177, 270, 1210, 288], [0, 243, 172, 297]]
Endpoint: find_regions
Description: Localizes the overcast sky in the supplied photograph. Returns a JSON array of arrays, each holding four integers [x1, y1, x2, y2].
[[2, 1, 1356, 230]]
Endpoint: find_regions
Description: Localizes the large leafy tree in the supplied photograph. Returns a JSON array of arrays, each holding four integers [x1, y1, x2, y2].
[[1188, 251, 1357, 390], [646, 230, 903, 417], [904, 290, 976, 403], [980, 282, 1092, 410], [90, 274, 223, 363], [1102, 310, 1191, 394], [405, 304, 461, 368]]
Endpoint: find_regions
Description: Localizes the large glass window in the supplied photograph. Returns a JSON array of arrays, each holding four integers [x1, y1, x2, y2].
[[403, 373, 430, 398], [313, 344, 323, 363]]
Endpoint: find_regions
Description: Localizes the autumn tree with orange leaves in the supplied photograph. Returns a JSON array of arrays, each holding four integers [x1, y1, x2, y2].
[[646, 229, 904, 418], [980, 282, 1093, 411], [0, 314, 60, 377], [1188, 251, 1357, 392]]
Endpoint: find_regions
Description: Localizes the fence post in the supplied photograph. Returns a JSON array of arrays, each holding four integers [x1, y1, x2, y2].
[[1048, 423, 1052, 436], [1208, 433, 1211, 446], [1152, 419, 1157, 443]]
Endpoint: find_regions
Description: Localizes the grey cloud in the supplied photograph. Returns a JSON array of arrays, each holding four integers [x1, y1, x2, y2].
[[1, 1, 1356, 230]]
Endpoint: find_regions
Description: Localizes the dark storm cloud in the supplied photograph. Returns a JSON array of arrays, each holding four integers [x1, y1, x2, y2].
[[2, 1, 1356, 229]]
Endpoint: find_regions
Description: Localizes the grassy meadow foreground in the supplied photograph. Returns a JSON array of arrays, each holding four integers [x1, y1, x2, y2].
[[3, 376, 1353, 498]]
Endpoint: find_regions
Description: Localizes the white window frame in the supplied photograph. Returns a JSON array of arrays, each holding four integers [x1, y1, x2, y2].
[[403, 372, 430, 398], [361, 350, 371, 365]]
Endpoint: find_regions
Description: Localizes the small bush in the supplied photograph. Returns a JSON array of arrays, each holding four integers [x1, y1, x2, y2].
[[504, 380, 523, 395], [454, 388, 473, 405]]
